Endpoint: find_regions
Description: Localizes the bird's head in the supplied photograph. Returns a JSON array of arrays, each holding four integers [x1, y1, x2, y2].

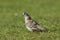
[[23, 12, 29, 16], [23, 12, 31, 20]]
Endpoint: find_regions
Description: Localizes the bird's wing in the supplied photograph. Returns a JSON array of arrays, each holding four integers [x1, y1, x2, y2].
[[32, 20, 39, 25], [36, 25, 45, 30], [33, 20, 45, 30]]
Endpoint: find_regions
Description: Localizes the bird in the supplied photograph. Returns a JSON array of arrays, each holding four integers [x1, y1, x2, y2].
[[23, 12, 48, 32]]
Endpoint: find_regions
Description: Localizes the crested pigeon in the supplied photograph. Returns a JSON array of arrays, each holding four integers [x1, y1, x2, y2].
[[23, 12, 48, 32]]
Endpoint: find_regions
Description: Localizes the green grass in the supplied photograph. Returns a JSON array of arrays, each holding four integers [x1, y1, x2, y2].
[[0, 0, 60, 40]]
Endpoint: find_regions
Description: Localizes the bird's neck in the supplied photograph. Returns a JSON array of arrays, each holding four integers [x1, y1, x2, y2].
[[25, 16, 31, 20], [24, 16, 31, 23]]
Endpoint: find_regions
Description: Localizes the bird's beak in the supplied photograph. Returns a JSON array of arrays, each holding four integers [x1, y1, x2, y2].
[[22, 12, 25, 16]]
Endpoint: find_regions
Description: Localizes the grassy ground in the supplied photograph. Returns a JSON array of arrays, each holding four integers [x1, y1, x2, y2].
[[0, 0, 60, 40]]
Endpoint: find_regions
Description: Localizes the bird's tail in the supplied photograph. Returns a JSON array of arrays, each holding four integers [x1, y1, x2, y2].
[[37, 25, 49, 32]]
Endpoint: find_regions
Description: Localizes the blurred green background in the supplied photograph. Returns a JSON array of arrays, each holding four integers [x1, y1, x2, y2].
[[0, 0, 60, 40]]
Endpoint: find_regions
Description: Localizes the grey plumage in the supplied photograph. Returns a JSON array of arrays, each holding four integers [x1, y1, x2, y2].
[[23, 12, 48, 32]]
